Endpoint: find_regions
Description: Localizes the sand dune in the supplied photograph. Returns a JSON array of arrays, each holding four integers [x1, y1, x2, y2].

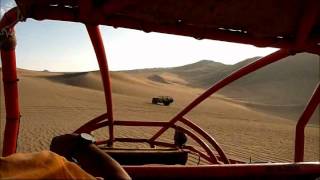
[[0, 58, 319, 163], [139, 53, 320, 123]]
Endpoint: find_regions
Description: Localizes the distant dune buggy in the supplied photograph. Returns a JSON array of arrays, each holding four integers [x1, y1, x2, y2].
[[152, 96, 174, 106]]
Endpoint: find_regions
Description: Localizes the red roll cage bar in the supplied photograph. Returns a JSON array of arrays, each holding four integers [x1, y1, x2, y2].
[[0, 0, 319, 174]]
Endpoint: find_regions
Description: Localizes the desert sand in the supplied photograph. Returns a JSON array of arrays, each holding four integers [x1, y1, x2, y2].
[[0, 59, 319, 163]]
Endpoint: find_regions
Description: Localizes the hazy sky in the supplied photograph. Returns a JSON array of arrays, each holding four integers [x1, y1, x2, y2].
[[2, 0, 277, 72]]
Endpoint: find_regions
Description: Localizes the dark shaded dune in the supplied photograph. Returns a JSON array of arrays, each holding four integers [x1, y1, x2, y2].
[[172, 60, 226, 72], [223, 54, 317, 104], [46, 72, 103, 91], [15, 68, 63, 77], [147, 74, 170, 84], [45, 71, 152, 92], [167, 54, 318, 105], [168, 60, 230, 87], [43, 70, 170, 98], [219, 53, 319, 122]]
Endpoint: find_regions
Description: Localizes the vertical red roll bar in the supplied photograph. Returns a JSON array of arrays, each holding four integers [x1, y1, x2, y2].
[[294, 83, 320, 162], [86, 25, 114, 146], [1, 7, 20, 156], [1, 32, 20, 156]]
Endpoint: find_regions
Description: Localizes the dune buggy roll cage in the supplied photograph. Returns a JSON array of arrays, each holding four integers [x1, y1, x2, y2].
[[1, 0, 320, 179]]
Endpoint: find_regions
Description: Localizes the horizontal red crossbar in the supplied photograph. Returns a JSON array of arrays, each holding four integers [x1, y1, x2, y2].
[[124, 163, 320, 179]]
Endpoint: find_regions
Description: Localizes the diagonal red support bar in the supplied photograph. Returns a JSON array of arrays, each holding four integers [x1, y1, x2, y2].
[[86, 25, 114, 146], [150, 49, 290, 143], [294, 83, 320, 162]]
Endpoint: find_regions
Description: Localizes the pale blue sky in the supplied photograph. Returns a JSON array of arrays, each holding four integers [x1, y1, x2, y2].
[[2, 0, 278, 72]]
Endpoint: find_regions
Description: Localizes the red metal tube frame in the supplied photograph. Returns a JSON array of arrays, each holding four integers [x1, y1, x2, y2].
[[77, 116, 227, 164], [295, 83, 320, 162], [86, 25, 115, 146], [293, 1, 319, 162], [1, 8, 20, 156], [1, 3, 319, 164], [79, 118, 222, 164], [1, 48, 20, 156]]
